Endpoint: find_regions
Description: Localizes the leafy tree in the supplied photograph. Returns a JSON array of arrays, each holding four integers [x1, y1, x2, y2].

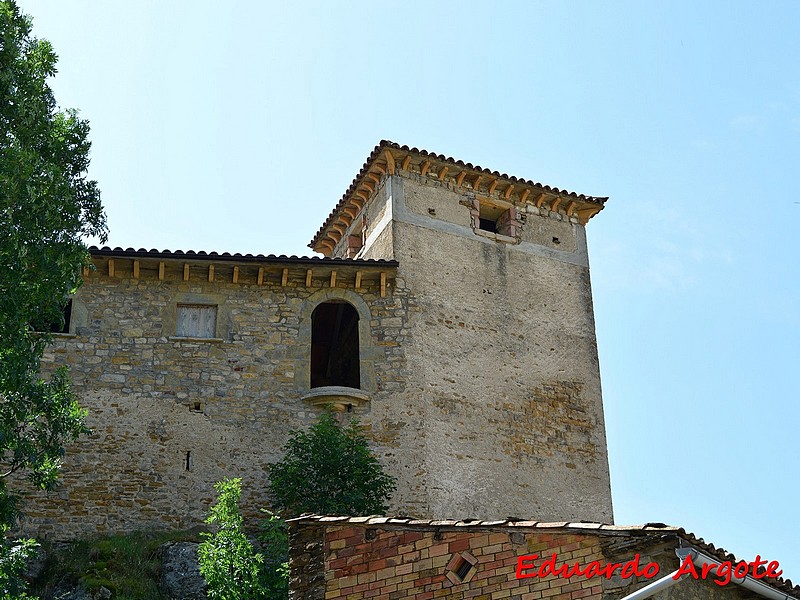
[[0, 0, 106, 520], [1, 0, 106, 592], [198, 478, 267, 600], [268, 411, 396, 517]]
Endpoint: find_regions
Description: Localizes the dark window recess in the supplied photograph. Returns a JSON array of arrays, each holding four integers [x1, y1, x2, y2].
[[455, 558, 472, 580], [478, 217, 497, 232], [311, 301, 360, 389], [478, 204, 505, 233], [33, 299, 72, 333]]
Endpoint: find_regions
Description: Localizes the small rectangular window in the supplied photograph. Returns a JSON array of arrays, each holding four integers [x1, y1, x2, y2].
[[176, 304, 217, 338]]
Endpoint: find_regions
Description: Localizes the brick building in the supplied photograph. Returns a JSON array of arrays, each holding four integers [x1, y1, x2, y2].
[[288, 516, 799, 600]]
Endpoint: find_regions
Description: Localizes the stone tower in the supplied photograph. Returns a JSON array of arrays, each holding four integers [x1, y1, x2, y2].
[[310, 141, 613, 522], [25, 141, 612, 538]]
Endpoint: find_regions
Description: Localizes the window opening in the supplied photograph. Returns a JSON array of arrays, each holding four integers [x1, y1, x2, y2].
[[445, 551, 479, 585], [32, 299, 72, 333], [311, 301, 360, 389], [176, 304, 217, 338], [455, 558, 472, 580], [478, 204, 504, 233]]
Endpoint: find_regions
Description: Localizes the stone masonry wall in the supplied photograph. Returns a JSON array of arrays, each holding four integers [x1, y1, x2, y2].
[[371, 173, 613, 522], [22, 260, 408, 538]]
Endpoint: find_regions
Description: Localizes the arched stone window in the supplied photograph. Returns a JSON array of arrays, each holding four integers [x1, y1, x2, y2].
[[311, 301, 360, 389]]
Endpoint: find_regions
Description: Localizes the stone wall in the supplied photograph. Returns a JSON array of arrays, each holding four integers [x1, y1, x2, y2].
[[22, 162, 613, 536], [357, 173, 613, 522], [22, 258, 406, 537]]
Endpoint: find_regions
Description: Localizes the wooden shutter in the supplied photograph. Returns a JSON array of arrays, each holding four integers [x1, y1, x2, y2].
[[176, 305, 217, 338]]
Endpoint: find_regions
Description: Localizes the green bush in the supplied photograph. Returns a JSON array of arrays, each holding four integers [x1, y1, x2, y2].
[[268, 411, 396, 517]]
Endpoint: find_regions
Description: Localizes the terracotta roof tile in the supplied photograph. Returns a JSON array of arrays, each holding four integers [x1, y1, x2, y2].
[[309, 140, 609, 251], [88, 246, 398, 267]]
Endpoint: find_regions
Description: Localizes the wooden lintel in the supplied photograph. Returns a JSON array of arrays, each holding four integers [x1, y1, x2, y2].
[[438, 165, 449, 181], [355, 190, 369, 203], [329, 230, 342, 243], [380, 272, 387, 298], [503, 184, 515, 200], [108, 259, 115, 277], [330, 271, 336, 288], [535, 192, 547, 208], [384, 150, 396, 175], [473, 175, 483, 191], [351, 197, 364, 209], [281, 268, 288, 287], [257, 267, 264, 285], [519, 189, 531, 204], [565, 201, 577, 216], [355, 271, 362, 289], [208, 264, 215, 282], [456, 171, 467, 186], [373, 164, 386, 175], [183, 263, 190, 281], [367, 172, 380, 185], [342, 206, 357, 219], [550, 197, 563, 213], [401, 155, 412, 171], [362, 181, 374, 195], [158, 262, 165, 280], [488, 179, 498, 195], [232, 266, 239, 283], [306, 269, 313, 287], [132, 260, 140, 279], [420, 160, 431, 177]]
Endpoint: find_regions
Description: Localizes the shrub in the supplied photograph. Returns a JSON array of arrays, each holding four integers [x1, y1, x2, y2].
[[268, 411, 396, 517]]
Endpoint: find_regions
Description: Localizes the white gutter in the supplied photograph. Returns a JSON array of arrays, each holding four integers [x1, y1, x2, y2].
[[616, 547, 796, 600], [677, 548, 797, 600]]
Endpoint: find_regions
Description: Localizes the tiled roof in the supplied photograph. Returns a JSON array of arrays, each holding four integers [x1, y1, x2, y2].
[[290, 515, 798, 595], [309, 140, 609, 252], [88, 246, 398, 267]]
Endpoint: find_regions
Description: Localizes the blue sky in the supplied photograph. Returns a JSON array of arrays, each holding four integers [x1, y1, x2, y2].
[[21, 0, 799, 579]]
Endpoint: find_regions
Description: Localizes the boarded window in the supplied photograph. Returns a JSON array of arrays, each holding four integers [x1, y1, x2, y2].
[[311, 301, 360, 389], [176, 304, 217, 338]]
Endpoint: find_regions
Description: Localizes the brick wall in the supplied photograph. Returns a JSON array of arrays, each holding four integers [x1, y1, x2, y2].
[[290, 520, 769, 600]]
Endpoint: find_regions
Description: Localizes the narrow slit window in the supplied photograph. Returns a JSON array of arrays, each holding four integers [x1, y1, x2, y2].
[[311, 301, 360, 389]]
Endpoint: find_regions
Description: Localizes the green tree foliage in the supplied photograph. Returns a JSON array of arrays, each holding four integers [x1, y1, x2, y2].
[[1, 0, 107, 592], [257, 510, 289, 600], [0, 0, 106, 520], [268, 411, 396, 517], [0, 536, 36, 599], [198, 478, 267, 600]]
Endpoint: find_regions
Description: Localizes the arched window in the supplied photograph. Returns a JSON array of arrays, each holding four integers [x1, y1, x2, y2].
[[311, 301, 360, 389]]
